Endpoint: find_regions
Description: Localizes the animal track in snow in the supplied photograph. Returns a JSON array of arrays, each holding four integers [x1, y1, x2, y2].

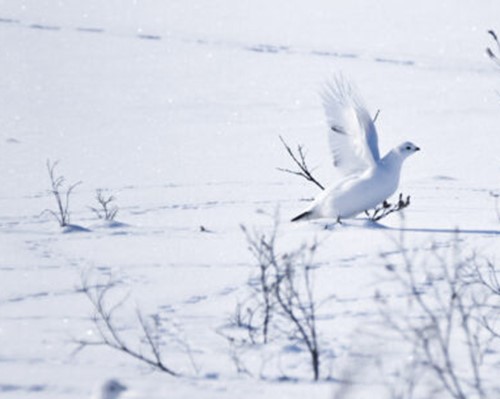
[[0, 14, 421, 71]]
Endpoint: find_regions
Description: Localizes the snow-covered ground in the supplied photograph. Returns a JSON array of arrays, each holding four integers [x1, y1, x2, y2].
[[1, 1, 499, 398]]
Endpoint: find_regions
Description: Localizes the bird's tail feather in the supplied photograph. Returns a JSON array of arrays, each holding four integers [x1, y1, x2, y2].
[[291, 210, 314, 222]]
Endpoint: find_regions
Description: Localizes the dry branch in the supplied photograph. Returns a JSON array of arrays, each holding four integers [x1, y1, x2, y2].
[[44, 160, 81, 227], [75, 275, 179, 376], [487, 30, 500, 67], [273, 246, 321, 380], [376, 235, 499, 398], [90, 189, 119, 221], [277, 135, 325, 190], [365, 193, 411, 221], [240, 222, 279, 344], [229, 219, 325, 381]]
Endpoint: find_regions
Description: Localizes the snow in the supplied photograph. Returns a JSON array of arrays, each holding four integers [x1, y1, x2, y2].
[[0, 1, 499, 398]]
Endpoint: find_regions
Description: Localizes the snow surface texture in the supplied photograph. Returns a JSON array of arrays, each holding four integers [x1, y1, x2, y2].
[[0, 1, 499, 398]]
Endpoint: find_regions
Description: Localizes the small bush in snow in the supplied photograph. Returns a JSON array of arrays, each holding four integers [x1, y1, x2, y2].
[[374, 235, 500, 399], [225, 219, 324, 381], [90, 189, 119, 221], [44, 160, 81, 227], [75, 274, 181, 377]]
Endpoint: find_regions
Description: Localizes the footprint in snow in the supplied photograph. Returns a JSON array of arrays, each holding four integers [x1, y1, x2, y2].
[[184, 295, 207, 304], [92, 379, 127, 399]]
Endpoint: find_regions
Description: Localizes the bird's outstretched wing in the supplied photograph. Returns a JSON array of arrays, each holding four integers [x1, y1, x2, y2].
[[321, 77, 380, 176]]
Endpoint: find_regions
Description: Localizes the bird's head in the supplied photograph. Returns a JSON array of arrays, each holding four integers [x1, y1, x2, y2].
[[396, 141, 420, 159]]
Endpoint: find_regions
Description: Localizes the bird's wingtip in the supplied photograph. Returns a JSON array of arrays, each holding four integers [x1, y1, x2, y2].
[[291, 210, 314, 222]]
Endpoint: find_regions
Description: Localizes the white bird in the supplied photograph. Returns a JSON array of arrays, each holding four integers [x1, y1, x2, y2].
[[292, 77, 420, 222], [93, 379, 127, 399]]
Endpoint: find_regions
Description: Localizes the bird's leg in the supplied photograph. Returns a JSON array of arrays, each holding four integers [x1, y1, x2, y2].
[[324, 217, 343, 230], [324, 217, 343, 229]]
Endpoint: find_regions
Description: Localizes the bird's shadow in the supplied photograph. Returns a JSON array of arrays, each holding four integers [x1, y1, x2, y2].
[[323, 219, 500, 236]]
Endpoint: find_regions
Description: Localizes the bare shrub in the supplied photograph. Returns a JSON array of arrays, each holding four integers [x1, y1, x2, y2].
[[225, 219, 325, 381], [374, 235, 500, 399], [74, 274, 180, 376], [273, 240, 321, 380], [90, 189, 119, 221], [44, 160, 81, 227], [239, 221, 279, 345]]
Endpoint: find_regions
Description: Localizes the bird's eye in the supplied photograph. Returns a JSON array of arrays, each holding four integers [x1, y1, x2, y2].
[[406, 146, 411, 150]]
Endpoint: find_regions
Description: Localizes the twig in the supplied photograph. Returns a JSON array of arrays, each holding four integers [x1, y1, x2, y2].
[[376, 234, 496, 399], [75, 275, 179, 377], [273, 252, 321, 381], [244, 220, 322, 380], [365, 193, 410, 221], [240, 222, 279, 344], [277, 135, 325, 190], [216, 330, 253, 376], [44, 160, 81, 227], [224, 218, 327, 381], [486, 30, 500, 67], [90, 189, 118, 221]]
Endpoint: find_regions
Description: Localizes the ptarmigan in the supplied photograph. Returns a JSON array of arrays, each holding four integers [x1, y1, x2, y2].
[[292, 77, 420, 222]]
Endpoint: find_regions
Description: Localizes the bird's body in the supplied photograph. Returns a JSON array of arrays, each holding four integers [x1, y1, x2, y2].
[[292, 77, 419, 222]]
